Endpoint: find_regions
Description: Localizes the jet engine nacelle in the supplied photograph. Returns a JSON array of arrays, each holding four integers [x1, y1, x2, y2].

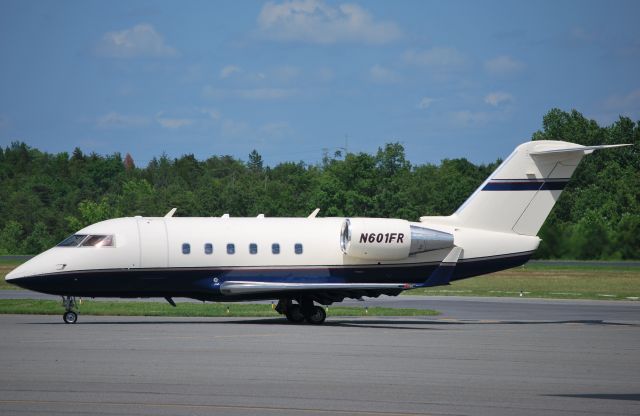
[[340, 218, 454, 261]]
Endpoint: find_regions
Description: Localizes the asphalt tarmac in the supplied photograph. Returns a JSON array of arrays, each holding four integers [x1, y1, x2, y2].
[[0, 295, 639, 416], [2, 289, 639, 323]]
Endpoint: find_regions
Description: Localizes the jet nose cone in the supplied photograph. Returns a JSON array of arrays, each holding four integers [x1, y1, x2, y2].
[[5, 264, 24, 282]]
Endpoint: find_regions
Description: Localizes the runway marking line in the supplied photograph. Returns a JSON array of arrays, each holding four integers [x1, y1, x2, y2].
[[0, 399, 439, 416]]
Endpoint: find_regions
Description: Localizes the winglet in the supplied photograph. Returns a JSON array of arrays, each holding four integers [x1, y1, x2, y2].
[[414, 247, 462, 288], [164, 208, 177, 218], [308, 208, 320, 218]]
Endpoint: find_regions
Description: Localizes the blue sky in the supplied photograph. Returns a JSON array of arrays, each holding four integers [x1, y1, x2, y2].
[[1, 0, 639, 167]]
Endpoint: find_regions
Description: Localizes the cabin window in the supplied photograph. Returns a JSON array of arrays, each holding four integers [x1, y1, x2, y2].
[[249, 243, 258, 254], [204, 243, 213, 255], [294, 243, 303, 255], [227, 243, 235, 254], [182, 243, 191, 254], [57, 234, 88, 247], [272, 243, 280, 254]]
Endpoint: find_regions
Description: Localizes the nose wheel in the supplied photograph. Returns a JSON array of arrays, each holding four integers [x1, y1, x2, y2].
[[61, 296, 78, 324], [63, 310, 78, 324]]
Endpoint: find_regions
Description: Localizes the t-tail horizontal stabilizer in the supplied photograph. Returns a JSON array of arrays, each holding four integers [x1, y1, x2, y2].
[[414, 247, 463, 288], [529, 143, 631, 156]]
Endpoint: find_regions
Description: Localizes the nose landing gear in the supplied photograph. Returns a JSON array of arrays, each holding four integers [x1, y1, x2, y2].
[[62, 296, 78, 324]]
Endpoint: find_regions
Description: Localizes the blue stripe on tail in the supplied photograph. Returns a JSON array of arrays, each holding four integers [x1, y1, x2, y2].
[[483, 179, 569, 191]]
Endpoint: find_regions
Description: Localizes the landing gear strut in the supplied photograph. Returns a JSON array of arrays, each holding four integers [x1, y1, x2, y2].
[[62, 296, 78, 324], [276, 298, 327, 325]]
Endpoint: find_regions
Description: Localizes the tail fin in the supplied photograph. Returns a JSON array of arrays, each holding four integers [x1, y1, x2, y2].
[[429, 141, 629, 236]]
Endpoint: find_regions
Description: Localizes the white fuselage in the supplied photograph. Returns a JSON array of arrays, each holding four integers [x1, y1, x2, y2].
[[7, 216, 540, 282]]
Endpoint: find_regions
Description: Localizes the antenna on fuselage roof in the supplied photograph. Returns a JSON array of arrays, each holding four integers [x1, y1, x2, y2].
[[164, 208, 177, 218], [308, 208, 320, 218]]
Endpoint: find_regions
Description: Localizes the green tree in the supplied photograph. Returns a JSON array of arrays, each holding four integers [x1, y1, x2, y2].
[[66, 199, 120, 232], [247, 150, 264, 173], [0, 108, 636, 259], [23, 222, 55, 254], [0, 220, 24, 254]]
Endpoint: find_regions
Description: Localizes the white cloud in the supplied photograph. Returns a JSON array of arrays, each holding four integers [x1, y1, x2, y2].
[[201, 108, 222, 121], [316, 67, 334, 82], [240, 88, 297, 99], [220, 65, 242, 79], [96, 112, 149, 128], [272, 65, 300, 82], [257, 0, 401, 44], [570, 27, 595, 42], [115, 85, 136, 96], [369, 64, 399, 84], [484, 92, 513, 106], [203, 86, 298, 100], [403, 47, 466, 70], [450, 110, 492, 126], [604, 88, 640, 110], [156, 117, 193, 129], [594, 88, 640, 124], [95, 24, 178, 58], [182, 65, 205, 83], [484, 55, 524, 75], [260, 121, 293, 138], [222, 119, 250, 137], [417, 97, 436, 110]]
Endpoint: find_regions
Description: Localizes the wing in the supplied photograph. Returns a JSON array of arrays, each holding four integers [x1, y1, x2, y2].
[[219, 281, 410, 304], [218, 247, 463, 304]]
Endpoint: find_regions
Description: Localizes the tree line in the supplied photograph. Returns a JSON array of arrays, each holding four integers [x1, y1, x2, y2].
[[0, 109, 638, 259]]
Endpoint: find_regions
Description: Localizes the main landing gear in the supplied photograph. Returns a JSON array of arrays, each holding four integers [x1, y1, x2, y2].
[[62, 296, 78, 324], [275, 298, 327, 325]]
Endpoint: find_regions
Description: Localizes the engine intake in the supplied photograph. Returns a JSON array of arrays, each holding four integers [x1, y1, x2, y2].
[[340, 218, 454, 260]]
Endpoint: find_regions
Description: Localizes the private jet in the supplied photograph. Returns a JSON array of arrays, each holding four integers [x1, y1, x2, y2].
[[5, 140, 630, 324]]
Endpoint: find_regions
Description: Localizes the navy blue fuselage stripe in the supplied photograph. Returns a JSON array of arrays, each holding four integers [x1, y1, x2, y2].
[[483, 180, 568, 191], [8, 252, 534, 300]]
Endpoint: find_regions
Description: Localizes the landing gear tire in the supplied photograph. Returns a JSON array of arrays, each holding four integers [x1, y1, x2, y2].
[[63, 311, 78, 324], [62, 296, 78, 324], [285, 304, 305, 323], [305, 305, 326, 325]]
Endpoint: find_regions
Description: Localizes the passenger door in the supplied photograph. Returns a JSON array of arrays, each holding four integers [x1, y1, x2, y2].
[[137, 218, 168, 268]]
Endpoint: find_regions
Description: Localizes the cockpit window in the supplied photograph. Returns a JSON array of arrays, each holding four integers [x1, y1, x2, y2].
[[80, 235, 115, 247], [57, 234, 88, 247], [57, 234, 115, 247]]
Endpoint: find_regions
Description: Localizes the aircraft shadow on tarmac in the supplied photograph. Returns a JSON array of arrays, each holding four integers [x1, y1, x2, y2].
[[25, 317, 639, 330], [543, 394, 640, 402]]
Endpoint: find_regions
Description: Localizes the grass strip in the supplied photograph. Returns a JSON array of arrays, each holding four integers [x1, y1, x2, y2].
[[0, 262, 21, 290], [0, 299, 440, 317], [407, 265, 640, 300]]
